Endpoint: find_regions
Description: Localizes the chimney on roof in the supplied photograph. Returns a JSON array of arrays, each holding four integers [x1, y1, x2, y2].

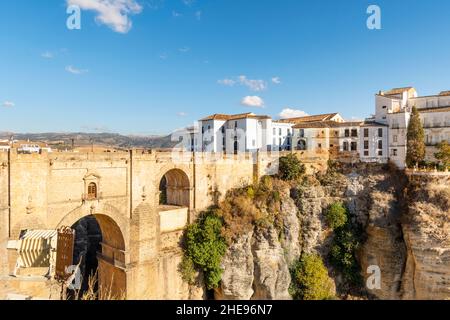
[[379, 90, 384, 96]]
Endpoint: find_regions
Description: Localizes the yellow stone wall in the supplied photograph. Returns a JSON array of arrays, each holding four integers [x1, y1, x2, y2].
[[0, 149, 312, 300]]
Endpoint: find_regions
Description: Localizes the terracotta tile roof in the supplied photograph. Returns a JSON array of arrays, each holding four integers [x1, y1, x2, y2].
[[361, 120, 388, 127], [293, 120, 363, 129], [278, 113, 340, 124], [200, 112, 271, 121], [439, 91, 450, 96], [383, 87, 415, 96], [418, 106, 450, 113]]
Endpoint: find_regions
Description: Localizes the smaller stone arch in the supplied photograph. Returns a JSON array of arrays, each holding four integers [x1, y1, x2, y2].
[[158, 168, 191, 208]]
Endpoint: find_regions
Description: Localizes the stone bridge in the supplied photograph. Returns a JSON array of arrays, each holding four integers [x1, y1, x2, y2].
[[0, 149, 310, 299]]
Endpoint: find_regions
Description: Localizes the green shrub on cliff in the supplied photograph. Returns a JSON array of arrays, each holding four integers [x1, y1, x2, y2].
[[289, 253, 335, 300], [278, 154, 306, 181], [325, 202, 348, 230], [183, 210, 227, 289], [435, 141, 450, 168], [327, 203, 363, 285]]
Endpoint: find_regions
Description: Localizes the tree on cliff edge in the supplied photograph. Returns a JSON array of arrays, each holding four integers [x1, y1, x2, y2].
[[406, 106, 425, 167]]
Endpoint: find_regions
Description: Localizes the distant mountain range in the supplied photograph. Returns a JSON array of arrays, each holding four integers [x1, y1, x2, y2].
[[0, 132, 178, 150]]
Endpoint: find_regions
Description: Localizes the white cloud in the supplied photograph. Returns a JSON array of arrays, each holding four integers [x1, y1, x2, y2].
[[65, 65, 89, 74], [67, 0, 143, 33], [2, 101, 15, 108], [272, 77, 281, 84], [218, 79, 236, 86], [195, 10, 202, 20], [41, 51, 54, 59], [159, 53, 168, 60], [182, 0, 196, 5], [279, 108, 309, 119], [218, 75, 269, 91], [177, 112, 188, 117], [172, 11, 182, 17], [238, 75, 267, 92], [179, 46, 190, 53], [241, 96, 265, 108]]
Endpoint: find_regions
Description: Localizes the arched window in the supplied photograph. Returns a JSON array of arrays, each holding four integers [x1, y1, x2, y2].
[[87, 182, 97, 200], [297, 139, 307, 151]]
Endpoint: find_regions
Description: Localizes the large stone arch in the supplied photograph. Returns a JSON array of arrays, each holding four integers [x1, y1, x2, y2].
[[57, 204, 128, 299]]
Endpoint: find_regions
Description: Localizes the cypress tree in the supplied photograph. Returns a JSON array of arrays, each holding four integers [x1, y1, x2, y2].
[[406, 106, 426, 167]]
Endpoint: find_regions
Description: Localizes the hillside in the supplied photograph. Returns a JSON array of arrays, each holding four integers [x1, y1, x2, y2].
[[0, 132, 178, 150]]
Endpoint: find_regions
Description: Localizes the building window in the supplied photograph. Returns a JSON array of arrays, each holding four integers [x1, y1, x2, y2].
[[364, 128, 369, 138], [299, 129, 305, 137], [393, 135, 398, 143], [351, 129, 358, 137], [345, 129, 350, 137], [318, 143, 322, 149], [364, 140, 369, 150], [235, 121, 238, 129], [364, 151, 369, 156], [87, 183, 97, 200], [382, 106, 387, 109], [378, 128, 383, 137], [279, 128, 282, 135], [378, 150, 383, 156], [297, 139, 307, 151], [208, 125, 211, 131], [221, 126, 225, 134], [343, 141, 349, 151], [351, 142, 357, 151], [378, 140, 383, 149], [273, 128, 276, 135], [392, 149, 398, 157], [287, 129, 291, 136], [202, 127, 205, 134]]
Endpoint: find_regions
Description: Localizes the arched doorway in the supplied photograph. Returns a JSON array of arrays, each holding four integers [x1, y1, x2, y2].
[[69, 214, 126, 300], [297, 139, 307, 151], [159, 169, 190, 208]]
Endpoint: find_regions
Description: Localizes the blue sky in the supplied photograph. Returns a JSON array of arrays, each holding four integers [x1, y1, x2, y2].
[[1, 0, 450, 135]]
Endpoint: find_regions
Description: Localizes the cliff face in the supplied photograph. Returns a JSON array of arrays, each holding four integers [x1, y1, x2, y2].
[[216, 197, 297, 300], [400, 175, 450, 300], [214, 165, 450, 300]]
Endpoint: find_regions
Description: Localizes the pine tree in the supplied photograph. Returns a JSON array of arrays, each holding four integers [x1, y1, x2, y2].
[[406, 106, 426, 167]]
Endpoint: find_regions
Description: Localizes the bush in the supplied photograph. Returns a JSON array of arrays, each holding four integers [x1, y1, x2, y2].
[[178, 255, 196, 285], [278, 154, 305, 181], [325, 202, 348, 230], [329, 224, 362, 285], [289, 253, 335, 300], [184, 210, 228, 290]]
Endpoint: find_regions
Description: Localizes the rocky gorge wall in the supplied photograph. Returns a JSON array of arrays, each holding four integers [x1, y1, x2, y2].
[[213, 164, 450, 300]]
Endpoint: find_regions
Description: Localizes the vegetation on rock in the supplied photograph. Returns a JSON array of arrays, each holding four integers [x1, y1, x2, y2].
[[181, 209, 228, 290], [435, 141, 450, 168], [406, 106, 426, 167], [278, 154, 306, 181], [289, 253, 335, 300], [218, 176, 289, 243], [325, 202, 348, 230], [327, 202, 363, 286]]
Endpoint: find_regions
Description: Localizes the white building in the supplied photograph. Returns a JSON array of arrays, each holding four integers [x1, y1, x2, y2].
[[375, 87, 450, 168], [189, 87, 449, 169], [198, 113, 276, 153]]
